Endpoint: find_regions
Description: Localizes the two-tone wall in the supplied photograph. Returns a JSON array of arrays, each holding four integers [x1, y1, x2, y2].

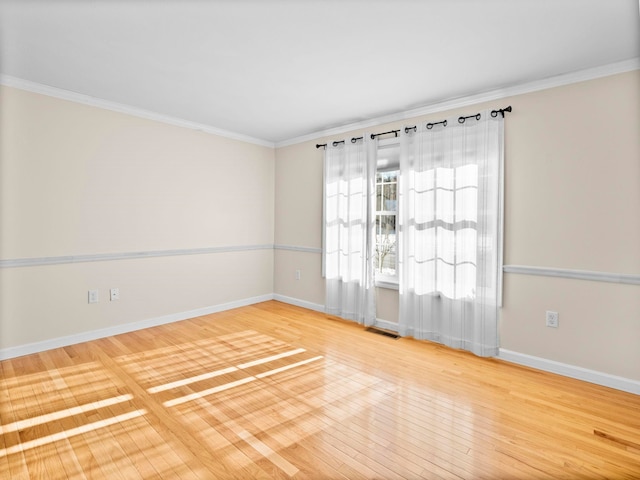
[[0, 85, 275, 355], [274, 70, 640, 386], [2, 70, 639, 392]]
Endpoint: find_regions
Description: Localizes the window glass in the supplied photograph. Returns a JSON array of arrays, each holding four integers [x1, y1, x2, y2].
[[375, 169, 398, 279]]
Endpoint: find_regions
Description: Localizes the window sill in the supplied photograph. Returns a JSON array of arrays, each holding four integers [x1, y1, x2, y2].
[[375, 279, 399, 290]]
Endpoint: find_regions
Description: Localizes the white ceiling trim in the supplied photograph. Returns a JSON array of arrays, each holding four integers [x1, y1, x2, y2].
[[275, 58, 640, 148], [0, 75, 275, 148], [2, 57, 638, 151]]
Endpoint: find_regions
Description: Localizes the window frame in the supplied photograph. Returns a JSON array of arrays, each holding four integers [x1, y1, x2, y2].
[[374, 138, 400, 289]]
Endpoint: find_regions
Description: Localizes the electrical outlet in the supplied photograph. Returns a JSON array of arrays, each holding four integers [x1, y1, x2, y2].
[[110, 288, 120, 301], [295, 269, 301, 280], [88, 289, 99, 304], [546, 310, 559, 328]]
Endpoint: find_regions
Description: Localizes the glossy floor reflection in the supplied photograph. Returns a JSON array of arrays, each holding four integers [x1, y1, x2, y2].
[[1, 301, 639, 479]]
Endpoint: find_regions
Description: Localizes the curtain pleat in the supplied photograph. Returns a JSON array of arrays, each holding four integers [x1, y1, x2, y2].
[[398, 112, 503, 356], [324, 139, 376, 325]]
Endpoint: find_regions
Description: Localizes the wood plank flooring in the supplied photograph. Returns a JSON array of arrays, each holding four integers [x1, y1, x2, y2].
[[1, 300, 639, 479]]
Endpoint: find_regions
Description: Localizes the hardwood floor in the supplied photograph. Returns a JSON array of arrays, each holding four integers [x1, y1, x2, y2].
[[1, 300, 639, 479]]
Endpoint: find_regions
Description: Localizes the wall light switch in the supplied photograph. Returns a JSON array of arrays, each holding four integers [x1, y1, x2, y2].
[[546, 310, 559, 328], [88, 289, 99, 304], [110, 288, 120, 301]]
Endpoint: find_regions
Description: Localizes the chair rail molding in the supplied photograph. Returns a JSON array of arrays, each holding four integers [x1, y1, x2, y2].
[[503, 265, 640, 286]]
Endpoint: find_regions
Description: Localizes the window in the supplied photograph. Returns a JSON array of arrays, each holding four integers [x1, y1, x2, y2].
[[374, 138, 400, 285], [322, 113, 503, 354], [375, 170, 398, 278]]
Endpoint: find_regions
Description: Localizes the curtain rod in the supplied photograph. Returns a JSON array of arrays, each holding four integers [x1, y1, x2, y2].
[[316, 136, 362, 149], [405, 105, 513, 132], [492, 105, 512, 117], [316, 140, 348, 148], [459, 113, 482, 124], [426, 120, 447, 130], [370, 129, 400, 140], [316, 106, 512, 148]]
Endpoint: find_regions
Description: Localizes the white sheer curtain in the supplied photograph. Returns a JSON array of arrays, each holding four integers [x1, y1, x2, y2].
[[324, 138, 377, 325], [398, 111, 504, 356]]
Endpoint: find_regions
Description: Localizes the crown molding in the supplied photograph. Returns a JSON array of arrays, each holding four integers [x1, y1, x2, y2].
[[275, 58, 640, 148], [3, 58, 638, 151], [0, 75, 275, 148]]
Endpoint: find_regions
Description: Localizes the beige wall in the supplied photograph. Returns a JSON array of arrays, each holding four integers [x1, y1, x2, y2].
[[273, 140, 324, 306], [2, 71, 638, 383], [0, 86, 275, 349], [500, 72, 640, 380], [274, 71, 640, 381]]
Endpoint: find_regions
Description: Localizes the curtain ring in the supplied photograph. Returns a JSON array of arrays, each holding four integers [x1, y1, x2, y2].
[[426, 120, 447, 129], [459, 113, 481, 124]]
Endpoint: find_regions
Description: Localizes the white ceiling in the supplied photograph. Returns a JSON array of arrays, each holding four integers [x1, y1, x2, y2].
[[1, 1, 638, 145]]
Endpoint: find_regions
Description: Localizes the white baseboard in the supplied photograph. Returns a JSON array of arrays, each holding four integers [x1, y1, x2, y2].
[[499, 349, 640, 395], [3, 293, 637, 396], [0, 294, 274, 361], [374, 318, 400, 332], [273, 294, 325, 313], [273, 295, 640, 395]]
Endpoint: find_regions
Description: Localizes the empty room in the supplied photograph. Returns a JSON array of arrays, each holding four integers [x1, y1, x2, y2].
[[1, 1, 639, 478]]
